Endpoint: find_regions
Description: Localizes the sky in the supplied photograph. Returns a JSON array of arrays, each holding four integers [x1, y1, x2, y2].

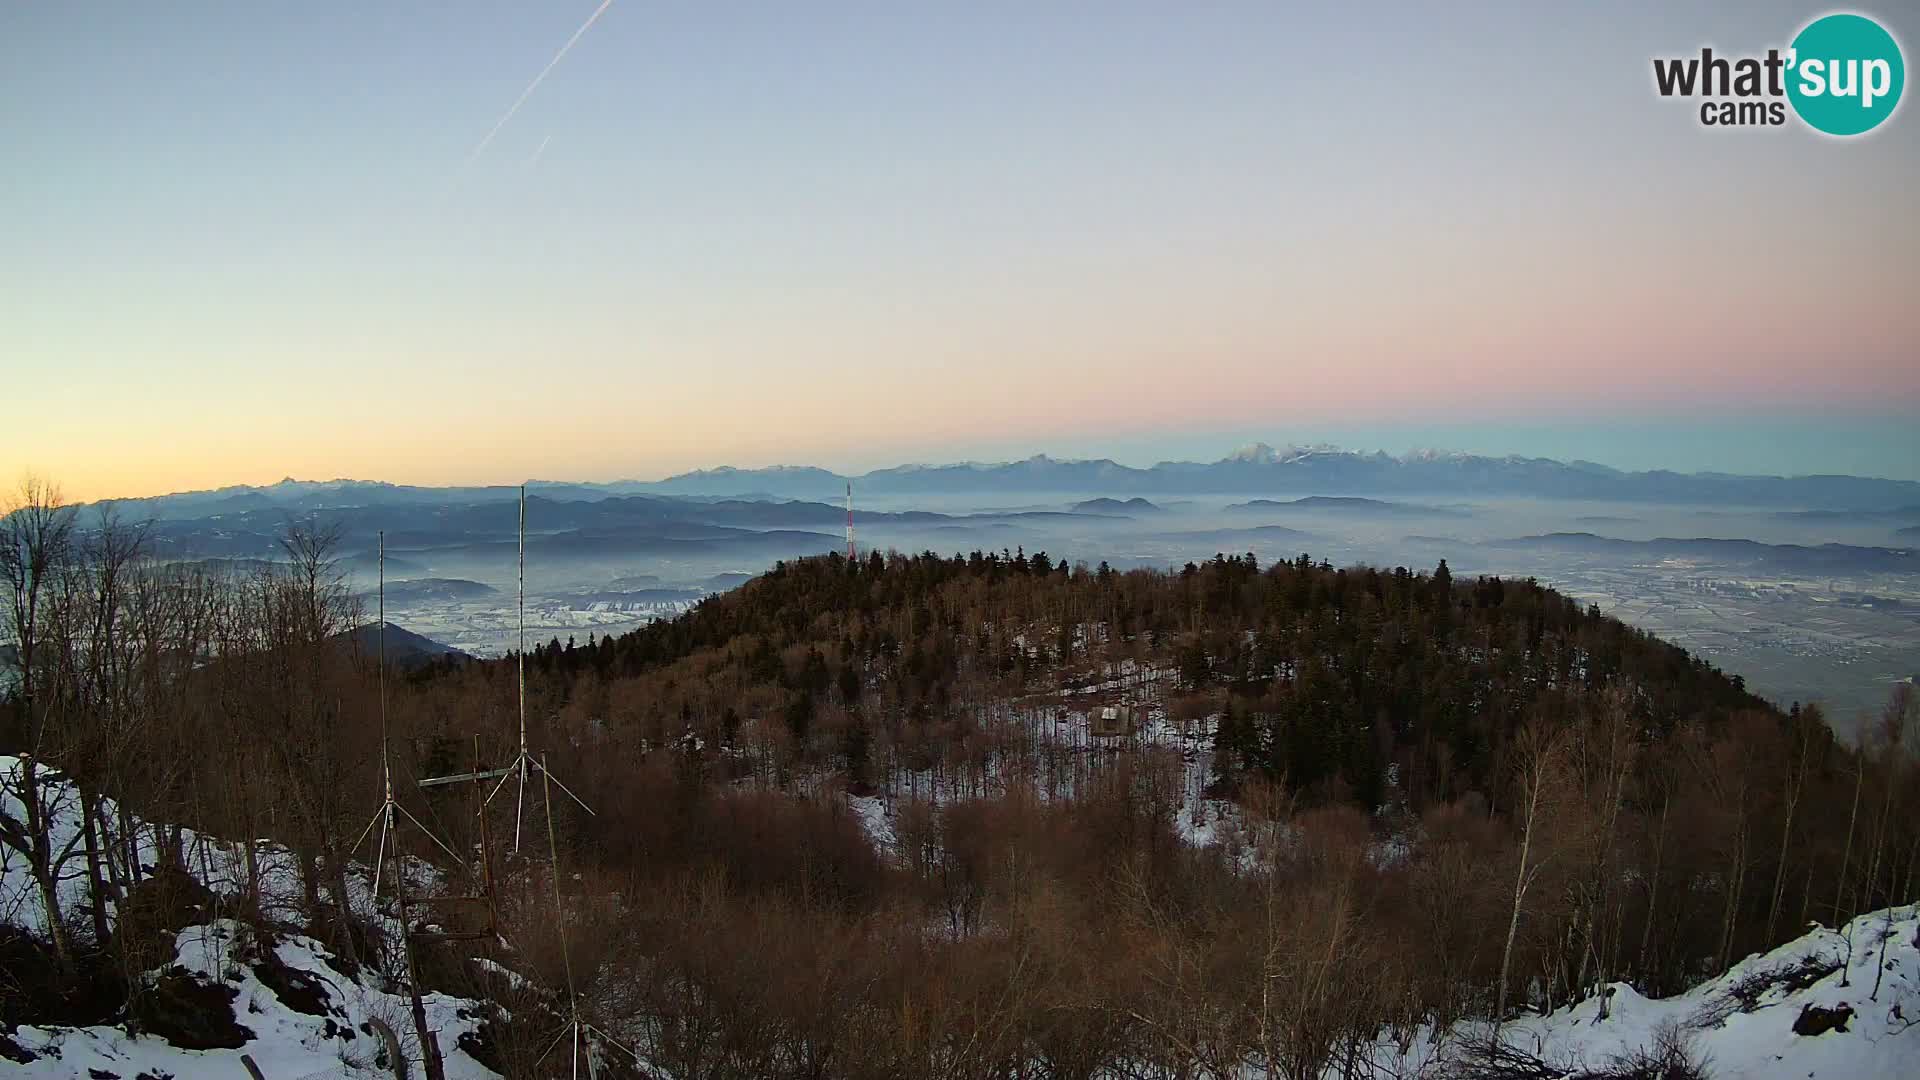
[[3, 1, 1916, 501]]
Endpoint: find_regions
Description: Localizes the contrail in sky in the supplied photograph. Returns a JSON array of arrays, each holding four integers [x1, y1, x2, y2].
[[527, 134, 552, 169], [466, 0, 613, 165]]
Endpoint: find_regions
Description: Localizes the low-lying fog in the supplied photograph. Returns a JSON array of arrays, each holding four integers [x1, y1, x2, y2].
[[135, 488, 1919, 735]]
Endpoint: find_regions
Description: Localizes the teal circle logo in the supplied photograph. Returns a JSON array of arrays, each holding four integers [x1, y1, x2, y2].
[[1786, 13, 1905, 135]]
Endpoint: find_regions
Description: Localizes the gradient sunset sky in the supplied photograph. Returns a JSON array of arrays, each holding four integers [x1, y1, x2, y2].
[[4, 1, 1916, 501]]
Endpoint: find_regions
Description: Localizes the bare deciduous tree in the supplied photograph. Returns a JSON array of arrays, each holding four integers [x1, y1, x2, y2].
[[0, 475, 80, 974], [1497, 722, 1570, 1026]]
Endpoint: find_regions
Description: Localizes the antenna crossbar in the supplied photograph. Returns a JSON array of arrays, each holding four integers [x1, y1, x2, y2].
[[418, 765, 514, 788]]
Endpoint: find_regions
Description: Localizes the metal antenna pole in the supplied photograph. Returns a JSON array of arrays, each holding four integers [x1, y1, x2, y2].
[[533, 753, 634, 1080], [352, 532, 454, 1080], [543, 753, 583, 1079], [544, 755, 577, 1005], [377, 535, 390, 892], [380, 530, 386, 744], [381, 536, 401, 887], [355, 532, 462, 887], [517, 485, 528, 850], [372, 534, 395, 897], [472, 486, 593, 852]]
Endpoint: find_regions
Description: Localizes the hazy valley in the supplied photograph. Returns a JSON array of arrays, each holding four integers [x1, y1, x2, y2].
[[113, 447, 1920, 730], [10, 5, 1918, 1075]]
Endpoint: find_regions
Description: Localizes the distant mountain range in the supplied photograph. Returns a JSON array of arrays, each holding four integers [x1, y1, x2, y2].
[[359, 578, 497, 605], [626, 446, 1920, 508], [1772, 506, 1920, 524], [36, 485, 1151, 581], [77, 445, 1920, 515], [1226, 495, 1468, 517], [1482, 533, 1916, 574], [1070, 497, 1164, 515]]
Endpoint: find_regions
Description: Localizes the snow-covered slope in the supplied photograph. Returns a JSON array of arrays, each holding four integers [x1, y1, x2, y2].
[[3, 755, 503, 1079], [4, 921, 498, 1079], [2, 755, 447, 943], [1403, 906, 1920, 1079], [10, 753, 1915, 1079]]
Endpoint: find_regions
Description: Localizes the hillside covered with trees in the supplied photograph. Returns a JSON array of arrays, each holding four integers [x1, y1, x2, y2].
[[5, 480, 1916, 1078]]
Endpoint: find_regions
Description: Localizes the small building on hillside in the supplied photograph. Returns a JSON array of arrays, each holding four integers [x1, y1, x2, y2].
[[1092, 704, 1137, 738]]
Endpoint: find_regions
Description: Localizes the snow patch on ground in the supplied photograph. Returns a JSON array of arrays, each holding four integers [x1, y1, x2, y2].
[[1390, 905, 1920, 1079], [4, 754, 500, 1079], [7, 920, 499, 1079], [2, 755, 439, 943], [846, 793, 896, 853]]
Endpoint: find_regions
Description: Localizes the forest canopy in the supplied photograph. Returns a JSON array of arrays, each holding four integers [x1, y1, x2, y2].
[[4, 488, 1915, 1078]]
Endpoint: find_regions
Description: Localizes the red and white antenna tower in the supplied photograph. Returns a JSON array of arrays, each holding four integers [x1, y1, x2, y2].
[[845, 481, 856, 560]]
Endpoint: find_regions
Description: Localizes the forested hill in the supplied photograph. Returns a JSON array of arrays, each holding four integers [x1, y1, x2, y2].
[[9, 510, 1914, 1077], [512, 548, 1774, 810]]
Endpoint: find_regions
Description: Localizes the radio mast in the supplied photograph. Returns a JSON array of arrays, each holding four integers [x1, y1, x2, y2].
[[350, 532, 459, 1080], [353, 532, 462, 884], [420, 486, 592, 852], [486, 485, 592, 849]]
